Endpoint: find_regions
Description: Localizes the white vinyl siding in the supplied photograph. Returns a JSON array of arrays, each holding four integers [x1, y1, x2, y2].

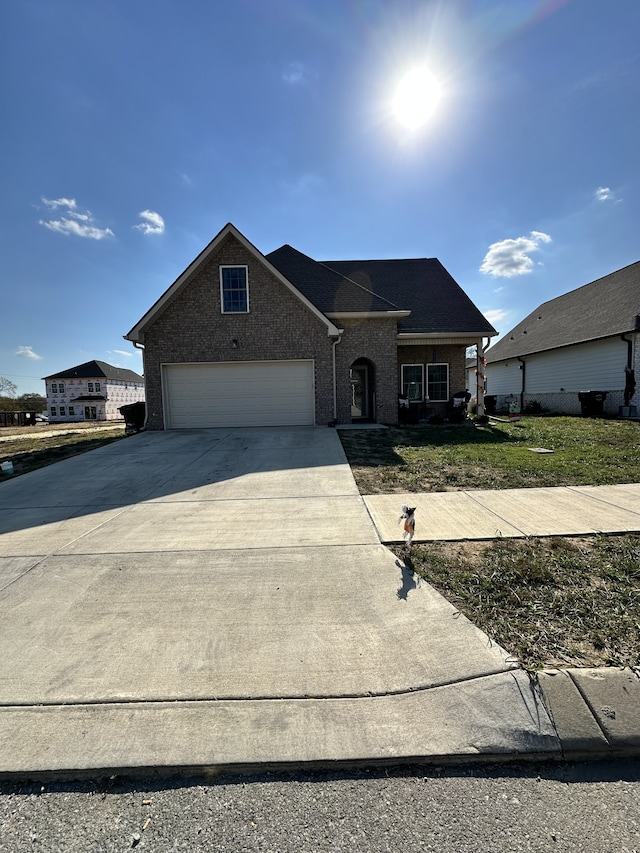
[[163, 360, 315, 429], [525, 338, 628, 393], [486, 360, 523, 395]]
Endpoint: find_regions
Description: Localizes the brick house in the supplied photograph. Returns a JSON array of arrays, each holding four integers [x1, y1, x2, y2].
[[125, 223, 495, 429], [43, 360, 145, 423]]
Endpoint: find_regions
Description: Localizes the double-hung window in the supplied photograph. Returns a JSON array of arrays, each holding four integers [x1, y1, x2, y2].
[[220, 266, 249, 313], [88, 382, 94, 392], [51, 383, 57, 393], [427, 363, 449, 401], [401, 364, 424, 401]]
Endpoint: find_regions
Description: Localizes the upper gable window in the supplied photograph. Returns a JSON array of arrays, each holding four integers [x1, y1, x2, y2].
[[220, 266, 249, 313]]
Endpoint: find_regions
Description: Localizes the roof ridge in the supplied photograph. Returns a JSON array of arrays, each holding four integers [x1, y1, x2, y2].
[[319, 261, 404, 311]]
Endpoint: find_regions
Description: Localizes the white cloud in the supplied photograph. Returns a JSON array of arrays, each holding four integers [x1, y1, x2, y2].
[[595, 186, 613, 202], [483, 309, 509, 326], [16, 346, 43, 360], [480, 231, 552, 278], [42, 197, 78, 211], [111, 349, 133, 358], [39, 197, 114, 239], [134, 209, 165, 235]]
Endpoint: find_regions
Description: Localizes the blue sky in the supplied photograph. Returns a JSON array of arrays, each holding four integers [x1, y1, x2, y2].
[[2, 0, 639, 395]]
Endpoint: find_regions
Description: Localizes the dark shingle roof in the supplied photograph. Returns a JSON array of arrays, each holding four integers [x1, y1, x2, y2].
[[322, 258, 496, 334], [44, 360, 143, 382], [266, 246, 496, 335], [486, 261, 640, 363], [266, 245, 402, 313]]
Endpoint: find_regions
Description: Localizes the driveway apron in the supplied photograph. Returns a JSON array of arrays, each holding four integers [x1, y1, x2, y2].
[[0, 427, 557, 773]]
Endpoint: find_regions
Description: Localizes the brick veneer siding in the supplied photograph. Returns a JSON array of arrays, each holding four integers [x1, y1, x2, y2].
[[334, 318, 399, 424], [397, 344, 467, 415], [141, 235, 335, 429]]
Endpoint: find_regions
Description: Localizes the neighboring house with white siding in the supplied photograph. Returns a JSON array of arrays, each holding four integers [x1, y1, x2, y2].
[[484, 261, 640, 416], [43, 360, 145, 423]]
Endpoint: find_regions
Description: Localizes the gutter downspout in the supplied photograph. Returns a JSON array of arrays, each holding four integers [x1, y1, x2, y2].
[[478, 338, 491, 416], [331, 332, 343, 424], [132, 340, 148, 430], [621, 333, 633, 369], [518, 356, 526, 413]]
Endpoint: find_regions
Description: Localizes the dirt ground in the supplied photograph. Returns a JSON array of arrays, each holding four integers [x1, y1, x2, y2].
[[0, 421, 125, 443]]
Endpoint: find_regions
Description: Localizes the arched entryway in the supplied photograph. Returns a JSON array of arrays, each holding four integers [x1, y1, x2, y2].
[[349, 358, 376, 422]]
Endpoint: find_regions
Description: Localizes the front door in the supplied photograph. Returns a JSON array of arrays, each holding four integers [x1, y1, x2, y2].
[[84, 406, 97, 420], [350, 365, 369, 419]]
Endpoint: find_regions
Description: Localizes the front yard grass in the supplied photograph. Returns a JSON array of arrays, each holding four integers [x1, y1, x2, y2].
[[339, 416, 639, 493], [340, 416, 640, 669], [393, 534, 640, 670]]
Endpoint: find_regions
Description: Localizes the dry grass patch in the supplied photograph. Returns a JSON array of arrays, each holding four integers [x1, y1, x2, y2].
[[0, 428, 126, 478], [393, 534, 640, 670]]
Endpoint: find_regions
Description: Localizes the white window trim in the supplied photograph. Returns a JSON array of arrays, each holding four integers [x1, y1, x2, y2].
[[427, 363, 449, 402], [219, 265, 250, 314], [401, 364, 424, 401]]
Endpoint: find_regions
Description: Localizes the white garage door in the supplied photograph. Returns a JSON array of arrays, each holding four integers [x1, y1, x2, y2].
[[163, 360, 315, 428]]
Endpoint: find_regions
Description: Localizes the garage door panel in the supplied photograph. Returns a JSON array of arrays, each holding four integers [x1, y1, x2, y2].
[[164, 361, 315, 428]]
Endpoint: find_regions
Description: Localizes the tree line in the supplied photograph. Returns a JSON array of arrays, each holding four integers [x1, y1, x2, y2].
[[0, 377, 46, 413]]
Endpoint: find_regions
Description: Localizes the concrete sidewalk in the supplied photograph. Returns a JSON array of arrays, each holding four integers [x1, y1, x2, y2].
[[363, 483, 640, 542], [0, 428, 638, 777]]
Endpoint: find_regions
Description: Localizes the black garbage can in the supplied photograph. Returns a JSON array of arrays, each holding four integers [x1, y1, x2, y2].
[[578, 391, 607, 418], [484, 395, 497, 415], [119, 401, 146, 432]]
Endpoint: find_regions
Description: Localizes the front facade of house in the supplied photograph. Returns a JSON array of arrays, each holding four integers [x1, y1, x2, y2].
[[43, 361, 145, 423], [485, 262, 640, 416], [125, 224, 495, 430]]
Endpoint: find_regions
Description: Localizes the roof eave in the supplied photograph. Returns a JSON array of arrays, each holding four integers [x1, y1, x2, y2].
[[125, 223, 341, 342], [325, 310, 411, 320], [397, 331, 497, 340]]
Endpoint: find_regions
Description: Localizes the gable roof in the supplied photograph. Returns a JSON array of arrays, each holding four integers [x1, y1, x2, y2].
[[486, 261, 640, 363], [265, 245, 406, 315], [125, 223, 341, 343], [321, 258, 496, 335], [43, 360, 143, 382]]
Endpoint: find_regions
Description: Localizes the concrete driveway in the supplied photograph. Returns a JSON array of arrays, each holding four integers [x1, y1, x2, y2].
[[0, 428, 557, 773]]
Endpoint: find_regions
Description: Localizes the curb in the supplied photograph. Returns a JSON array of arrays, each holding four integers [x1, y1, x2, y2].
[[534, 667, 640, 759]]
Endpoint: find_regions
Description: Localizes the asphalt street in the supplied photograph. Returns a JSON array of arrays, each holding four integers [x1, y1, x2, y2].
[[1, 760, 639, 852]]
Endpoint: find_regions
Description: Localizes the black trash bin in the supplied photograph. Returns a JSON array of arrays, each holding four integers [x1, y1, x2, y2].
[[578, 391, 607, 418], [119, 401, 146, 433], [484, 395, 497, 415]]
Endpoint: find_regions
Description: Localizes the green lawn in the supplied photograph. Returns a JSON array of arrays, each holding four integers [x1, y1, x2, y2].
[[339, 416, 640, 493], [341, 416, 640, 669]]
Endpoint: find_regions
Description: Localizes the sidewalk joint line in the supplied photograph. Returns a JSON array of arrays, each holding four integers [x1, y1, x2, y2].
[[0, 668, 521, 709]]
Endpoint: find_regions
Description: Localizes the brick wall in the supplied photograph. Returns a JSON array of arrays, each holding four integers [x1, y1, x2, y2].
[[397, 344, 467, 415], [141, 234, 335, 429], [334, 318, 399, 424]]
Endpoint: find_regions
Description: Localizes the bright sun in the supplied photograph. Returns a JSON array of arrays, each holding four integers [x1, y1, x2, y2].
[[393, 67, 441, 129]]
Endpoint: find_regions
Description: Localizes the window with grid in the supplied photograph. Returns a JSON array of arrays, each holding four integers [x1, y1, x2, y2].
[[51, 383, 57, 393], [427, 363, 449, 401], [220, 266, 249, 313], [401, 364, 424, 401]]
